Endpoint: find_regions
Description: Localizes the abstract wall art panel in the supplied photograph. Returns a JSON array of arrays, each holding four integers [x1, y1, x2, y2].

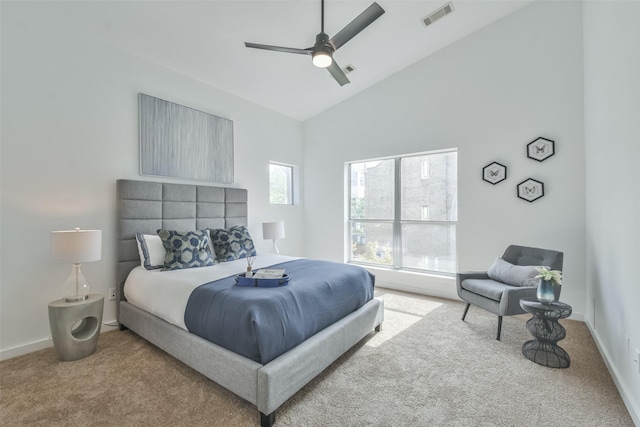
[[139, 93, 234, 183]]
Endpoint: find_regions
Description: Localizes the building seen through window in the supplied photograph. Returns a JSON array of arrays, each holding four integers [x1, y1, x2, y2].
[[348, 150, 457, 274]]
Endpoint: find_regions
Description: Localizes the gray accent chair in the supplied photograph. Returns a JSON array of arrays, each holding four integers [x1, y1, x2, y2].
[[456, 245, 563, 341]]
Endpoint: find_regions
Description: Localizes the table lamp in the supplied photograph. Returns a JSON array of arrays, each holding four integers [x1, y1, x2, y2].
[[262, 221, 285, 254], [51, 228, 102, 302]]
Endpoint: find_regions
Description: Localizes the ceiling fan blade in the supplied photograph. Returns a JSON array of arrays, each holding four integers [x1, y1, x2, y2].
[[245, 42, 312, 56], [327, 60, 350, 86], [330, 2, 385, 50]]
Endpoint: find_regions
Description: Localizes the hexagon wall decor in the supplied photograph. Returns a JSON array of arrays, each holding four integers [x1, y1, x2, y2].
[[482, 162, 507, 185], [527, 137, 555, 162], [517, 178, 544, 202]]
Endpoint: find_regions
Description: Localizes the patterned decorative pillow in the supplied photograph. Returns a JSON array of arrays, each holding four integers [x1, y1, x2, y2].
[[157, 229, 215, 271], [209, 225, 257, 262]]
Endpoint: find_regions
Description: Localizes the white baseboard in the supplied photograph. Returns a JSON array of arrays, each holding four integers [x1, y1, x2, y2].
[[376, 280, 459, 301], [376, 281, 585, 321], [0, 338, 53, 361], [0, 320, 119, 361], [586, 321, 640, 426]]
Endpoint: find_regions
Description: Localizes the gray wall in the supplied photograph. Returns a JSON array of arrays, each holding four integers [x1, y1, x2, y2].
[[584, 1, 640, 422]]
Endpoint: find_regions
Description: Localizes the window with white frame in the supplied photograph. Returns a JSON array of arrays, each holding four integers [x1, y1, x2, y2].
[[348, 149, 457, 274], [269, 162, 294, 205]]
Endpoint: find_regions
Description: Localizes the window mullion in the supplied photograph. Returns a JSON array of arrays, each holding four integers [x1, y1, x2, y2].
[[393, 158, 402, 269]]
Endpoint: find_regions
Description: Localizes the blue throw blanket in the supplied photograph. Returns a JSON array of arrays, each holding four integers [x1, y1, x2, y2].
[[184, 259, 375, 364]]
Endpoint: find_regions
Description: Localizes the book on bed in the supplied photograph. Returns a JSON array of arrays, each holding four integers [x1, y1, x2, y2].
[[252, 268, 286, 279]]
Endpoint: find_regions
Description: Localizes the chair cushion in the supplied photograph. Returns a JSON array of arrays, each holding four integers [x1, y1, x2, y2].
[[460, 278, 515, 302], [487, 257, 542, 287]]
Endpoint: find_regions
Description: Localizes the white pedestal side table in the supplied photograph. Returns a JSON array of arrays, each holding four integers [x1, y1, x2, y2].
[[48, 294, 104, 361]]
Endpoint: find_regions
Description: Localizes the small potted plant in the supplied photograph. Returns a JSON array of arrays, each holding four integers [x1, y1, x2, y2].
[[535, 267, 563, 304]]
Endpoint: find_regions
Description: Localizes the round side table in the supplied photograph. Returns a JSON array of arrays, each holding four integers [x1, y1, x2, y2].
[[519, 299, 572, 368], [48, 294, 104, 361]]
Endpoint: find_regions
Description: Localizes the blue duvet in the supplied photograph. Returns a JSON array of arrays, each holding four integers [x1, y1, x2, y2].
[[184, 259, 375, 364]]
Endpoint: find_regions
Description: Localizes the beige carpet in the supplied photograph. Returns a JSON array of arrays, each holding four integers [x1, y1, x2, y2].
[[1, 290, 633, 426]]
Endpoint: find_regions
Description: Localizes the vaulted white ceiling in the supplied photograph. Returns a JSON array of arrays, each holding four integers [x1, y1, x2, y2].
[[67, 0, 533, 121]]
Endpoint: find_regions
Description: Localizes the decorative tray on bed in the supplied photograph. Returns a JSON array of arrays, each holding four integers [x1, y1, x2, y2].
[[235, 272, 290, 288]]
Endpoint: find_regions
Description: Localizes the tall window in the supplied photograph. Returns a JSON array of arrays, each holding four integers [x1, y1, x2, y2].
[[348, 150, 457, 274], [269, 162, 294, 205]]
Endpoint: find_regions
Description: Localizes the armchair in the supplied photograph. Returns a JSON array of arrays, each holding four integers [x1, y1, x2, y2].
[[456, 245, 563, 340]]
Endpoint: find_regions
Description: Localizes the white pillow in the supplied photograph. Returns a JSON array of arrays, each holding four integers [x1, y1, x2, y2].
[[135, 233, 166, 270], [487, 257, 543, 287]]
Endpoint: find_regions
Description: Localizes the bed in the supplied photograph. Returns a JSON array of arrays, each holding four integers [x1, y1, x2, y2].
[[116, 179, 384, 426]]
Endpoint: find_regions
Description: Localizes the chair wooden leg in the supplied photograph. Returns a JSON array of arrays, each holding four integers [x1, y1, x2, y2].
[[496, 316, 503, 341], [462, 303, 471, 321]]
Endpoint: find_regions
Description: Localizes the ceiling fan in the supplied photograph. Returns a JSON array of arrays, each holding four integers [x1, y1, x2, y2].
[[245, 0, 385, 86]]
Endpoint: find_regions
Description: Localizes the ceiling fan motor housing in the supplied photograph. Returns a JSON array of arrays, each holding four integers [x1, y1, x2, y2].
[[314, 32, 335, 54], [312, 32, 334, 68]]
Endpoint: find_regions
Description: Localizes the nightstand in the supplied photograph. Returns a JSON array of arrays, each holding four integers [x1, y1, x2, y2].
[[48, 294, 104, 361]]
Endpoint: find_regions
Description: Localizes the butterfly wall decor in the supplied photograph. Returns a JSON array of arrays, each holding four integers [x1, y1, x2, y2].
[[517, 178, 544, 202], [527, 137, 555, 162], [482, 162, 507, 185]]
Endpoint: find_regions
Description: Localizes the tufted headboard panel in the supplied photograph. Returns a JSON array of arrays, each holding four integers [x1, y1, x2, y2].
[[116, 179, 248, 316]]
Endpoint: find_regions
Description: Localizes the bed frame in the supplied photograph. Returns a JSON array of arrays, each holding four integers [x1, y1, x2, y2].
[[116, 179, 384, 427]]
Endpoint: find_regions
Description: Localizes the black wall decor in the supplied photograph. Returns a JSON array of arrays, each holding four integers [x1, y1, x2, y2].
[[517, 178, 545, 202], [527, 137, 555, 162], [482, 162, 507, 185]]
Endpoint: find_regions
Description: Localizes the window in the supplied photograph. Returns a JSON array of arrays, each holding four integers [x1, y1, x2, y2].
[[348, 150, 457, 274], [269, 162, 294, 205], [421, 158, 430, 179], [421, 205, 430, 220]]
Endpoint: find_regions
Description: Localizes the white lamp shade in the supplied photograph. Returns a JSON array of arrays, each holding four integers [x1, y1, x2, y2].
[[51, 229, 102, 264], [262, 221, 285, 240], [312, 51, 332, 68]]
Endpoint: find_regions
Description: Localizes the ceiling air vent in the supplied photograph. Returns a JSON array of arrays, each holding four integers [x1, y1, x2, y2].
[[422, 2, 454, 27], [343, 64, 356, 74]]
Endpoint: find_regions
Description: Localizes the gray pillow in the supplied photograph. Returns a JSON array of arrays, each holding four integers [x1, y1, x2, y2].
[[487, 257, 542, 287]]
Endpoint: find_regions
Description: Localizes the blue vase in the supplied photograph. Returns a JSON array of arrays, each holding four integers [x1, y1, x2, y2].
[[537, 279, 555, 304]]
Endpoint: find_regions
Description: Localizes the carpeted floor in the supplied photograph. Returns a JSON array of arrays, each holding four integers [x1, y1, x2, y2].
[[0, 290, 633, 426]]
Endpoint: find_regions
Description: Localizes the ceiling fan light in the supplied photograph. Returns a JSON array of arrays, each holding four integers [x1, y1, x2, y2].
[[312, 51, 332, 68]]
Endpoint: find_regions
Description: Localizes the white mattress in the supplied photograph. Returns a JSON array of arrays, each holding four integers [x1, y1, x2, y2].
[[124, 254, 300, 330]]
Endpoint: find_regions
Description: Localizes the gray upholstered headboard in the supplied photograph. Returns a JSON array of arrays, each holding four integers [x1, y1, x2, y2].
[[116, 179, 248, 312]]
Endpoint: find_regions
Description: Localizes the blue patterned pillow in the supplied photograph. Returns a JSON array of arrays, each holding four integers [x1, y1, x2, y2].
[[157, 229, 215, 271], [209, 225, 257, 262]]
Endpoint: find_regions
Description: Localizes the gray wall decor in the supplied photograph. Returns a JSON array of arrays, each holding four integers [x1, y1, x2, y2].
[[139, 93, 234, 183]]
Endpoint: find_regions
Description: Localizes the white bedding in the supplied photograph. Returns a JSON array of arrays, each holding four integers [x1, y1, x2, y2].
[[124, 254, 300, 330]]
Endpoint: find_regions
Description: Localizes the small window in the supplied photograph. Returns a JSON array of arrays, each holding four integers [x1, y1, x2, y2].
[[421, 158, 430, 179], [421, 205, 430, 220], [269, 162, 294, 205]]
